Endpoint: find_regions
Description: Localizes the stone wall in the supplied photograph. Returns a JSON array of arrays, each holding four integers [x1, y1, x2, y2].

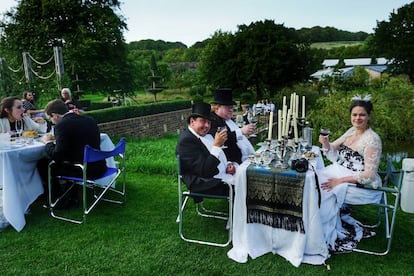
[[97, 108, 191, 138]]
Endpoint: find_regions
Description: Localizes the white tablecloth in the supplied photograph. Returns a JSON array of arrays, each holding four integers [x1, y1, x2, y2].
[[0, 142, 46, 232], [227, 146, 329, 267], [0, 133, 116, 232]]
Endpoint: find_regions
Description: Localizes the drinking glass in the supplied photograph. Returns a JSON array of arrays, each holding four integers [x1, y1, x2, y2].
[[216, 126, 228, 149], [254, 153, 262, 167], [319, 128, 330, 137], [235, 115, 244, 128], [15, 120, 23, 142], [247, 111, 258, 137], [262, 151, 273, 169]]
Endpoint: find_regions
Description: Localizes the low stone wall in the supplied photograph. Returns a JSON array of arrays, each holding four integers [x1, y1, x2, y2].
[[97, 109, 192, 138]]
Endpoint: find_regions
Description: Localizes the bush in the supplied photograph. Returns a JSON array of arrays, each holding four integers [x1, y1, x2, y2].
[[308, 75, 414, 147]]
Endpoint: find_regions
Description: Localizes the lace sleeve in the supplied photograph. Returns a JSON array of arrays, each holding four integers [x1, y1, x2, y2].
[[354, 130, 382, 188]]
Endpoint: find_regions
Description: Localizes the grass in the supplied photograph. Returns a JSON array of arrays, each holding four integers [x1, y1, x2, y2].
[[1, 134, 413, 275], [310, 41, 363, 49]]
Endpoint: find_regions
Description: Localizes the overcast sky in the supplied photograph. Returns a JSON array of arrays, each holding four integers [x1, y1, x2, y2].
[[1, 0, 412, 46]]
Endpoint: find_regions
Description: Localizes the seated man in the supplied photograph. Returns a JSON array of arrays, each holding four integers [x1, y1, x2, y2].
[[37, 99, 106, 207], [176, 102, 235, 199], [209, 88, 255, 164]]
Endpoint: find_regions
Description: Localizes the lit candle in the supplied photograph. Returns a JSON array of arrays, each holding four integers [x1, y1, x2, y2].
[[268, 111, 273, 140], [293, 115, 298, 142], [278, 109, 282, 141], [302, 96, 306, 118]]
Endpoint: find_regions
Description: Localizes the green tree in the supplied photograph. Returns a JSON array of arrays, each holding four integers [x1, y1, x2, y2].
[[0, 0, 134, 98], [370, 2, 414, 82], [199, 20, 316, 101], [147, 54, 166, 102]]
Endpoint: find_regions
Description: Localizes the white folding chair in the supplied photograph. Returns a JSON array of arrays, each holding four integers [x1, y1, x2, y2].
[[176, 155, 233, 247], [48, 138, 126, 224]]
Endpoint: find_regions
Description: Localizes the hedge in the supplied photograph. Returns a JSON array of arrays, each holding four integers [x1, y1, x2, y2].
[[84, 99, 192, 124]]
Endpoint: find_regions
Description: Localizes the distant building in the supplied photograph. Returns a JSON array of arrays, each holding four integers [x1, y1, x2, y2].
[[311, 58, 390, 81]]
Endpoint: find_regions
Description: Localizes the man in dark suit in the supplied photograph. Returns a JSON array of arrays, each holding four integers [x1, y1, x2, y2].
[[176, 102, 231, 198], [37, 99, 107, 206], [209, 88, 255, 164]]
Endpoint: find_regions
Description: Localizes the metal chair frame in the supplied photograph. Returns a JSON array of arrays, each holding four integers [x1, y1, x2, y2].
[[176, 155, 233, 247], [352, 157, 403, 255], [48, 138, 126, 224]]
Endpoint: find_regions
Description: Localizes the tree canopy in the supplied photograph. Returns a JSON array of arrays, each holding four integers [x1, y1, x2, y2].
[[0, 0, 134, 98], [370, 2, 414, 82], [199, 20, 318, 100]]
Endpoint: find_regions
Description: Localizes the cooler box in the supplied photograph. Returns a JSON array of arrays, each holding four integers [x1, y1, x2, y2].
[[401, 158, 414, 213]]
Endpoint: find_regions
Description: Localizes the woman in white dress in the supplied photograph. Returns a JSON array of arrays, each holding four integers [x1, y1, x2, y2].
[[317, 95, 382, 253]]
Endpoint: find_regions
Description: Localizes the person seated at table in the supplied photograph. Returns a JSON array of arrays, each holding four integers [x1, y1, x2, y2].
[[37, 99, 107, 208], [21, 91, 45, 118], [209, 88, 255, 164], [176, 102, 236, 201], [0, 96, 46, 135], [60, 87, 82, 112], [317, 95, 382, 253]]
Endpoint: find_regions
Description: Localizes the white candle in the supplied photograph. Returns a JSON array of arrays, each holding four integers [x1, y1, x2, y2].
[[302, 96, 306, 118], [282, 105, 287, 137], [285, 108, 292, 137], [283, 96, 286, 108], [295, 95, 299, 119], [278, 109, 282, 141], [293, 115, 298, 142], [267, 111, 274, 140]]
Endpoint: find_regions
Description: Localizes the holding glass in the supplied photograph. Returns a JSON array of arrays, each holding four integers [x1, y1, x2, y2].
[[319, 128, 330, 137], [247, 110, 258, 137], [216, 126, 228, 149]]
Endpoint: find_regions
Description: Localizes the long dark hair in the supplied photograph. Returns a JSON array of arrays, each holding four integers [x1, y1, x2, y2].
[[0, 96, 20, 118]]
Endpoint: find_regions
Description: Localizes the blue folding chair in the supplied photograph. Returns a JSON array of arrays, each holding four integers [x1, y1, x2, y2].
[[48, 138, 126, 224]]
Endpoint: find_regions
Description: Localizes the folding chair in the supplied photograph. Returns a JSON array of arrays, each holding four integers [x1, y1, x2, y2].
[[176, 155, 233, 247], [351, 156, 403, 255], [48, 138, 126, 224]]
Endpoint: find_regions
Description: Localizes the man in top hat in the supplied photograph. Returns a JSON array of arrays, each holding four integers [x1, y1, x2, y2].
[[176, 102, 236, 198], [209, 88, 255, 164]]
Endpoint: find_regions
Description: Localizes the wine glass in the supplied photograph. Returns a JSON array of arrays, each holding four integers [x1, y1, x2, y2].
[[253, 153, 262, 167], [235, 115, 244, 128], [300, 137, 308, 153], [319, 128, 330, 137], [216, 126, 228, 149], [15, 120, 23, 142], [247, 111, 258, 137], [262, 150, 273, 169]]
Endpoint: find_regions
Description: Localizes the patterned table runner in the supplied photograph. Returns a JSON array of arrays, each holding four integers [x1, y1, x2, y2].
[[246, 164, 306, 233]]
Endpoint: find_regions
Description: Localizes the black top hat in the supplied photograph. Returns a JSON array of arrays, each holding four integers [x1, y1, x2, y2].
[[188, 102, 214, 122], [211, 88, 236, 106]]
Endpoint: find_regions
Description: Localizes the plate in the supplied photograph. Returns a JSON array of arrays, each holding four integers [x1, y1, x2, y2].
[[302, 151, 318, 159]]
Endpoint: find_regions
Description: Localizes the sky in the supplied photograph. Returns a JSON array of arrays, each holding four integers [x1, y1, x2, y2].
[[0, 0, 412, 47]]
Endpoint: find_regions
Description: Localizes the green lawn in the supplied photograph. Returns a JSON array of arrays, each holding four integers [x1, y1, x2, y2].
[[311, 41, 363, 49], [1, 134, 413, 275]]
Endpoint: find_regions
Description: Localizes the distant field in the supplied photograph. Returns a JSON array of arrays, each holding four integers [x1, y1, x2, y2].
[[311, 41, 363, 49]]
